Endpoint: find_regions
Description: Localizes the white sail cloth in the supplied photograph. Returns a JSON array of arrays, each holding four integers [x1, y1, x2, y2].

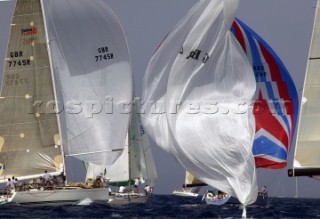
[[0, 0, 63, 181], [42, 0, 132, 166], [142, 0, 257, 204], [86, 101, 158, 187], [293, 0, 320, 169]]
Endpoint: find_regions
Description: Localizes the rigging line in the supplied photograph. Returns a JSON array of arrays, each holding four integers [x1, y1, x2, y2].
[[266, 168, 286, 205]]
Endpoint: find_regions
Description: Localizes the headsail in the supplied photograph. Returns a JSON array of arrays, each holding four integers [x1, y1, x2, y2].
[[231, 19, 299, 169], [85, 100, 158, 187], [0, 0, 63, 181], [142, 0, 257, 205], [41, 0, 133, 166], [289, 0, 320, 176], [129, 100, 158, 187]]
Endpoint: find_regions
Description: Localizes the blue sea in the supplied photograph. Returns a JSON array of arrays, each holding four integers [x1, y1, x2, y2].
[[0, 195, 318, 218]]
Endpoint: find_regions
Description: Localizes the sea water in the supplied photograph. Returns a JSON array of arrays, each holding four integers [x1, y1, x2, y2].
[[0, 195, 318, 218]]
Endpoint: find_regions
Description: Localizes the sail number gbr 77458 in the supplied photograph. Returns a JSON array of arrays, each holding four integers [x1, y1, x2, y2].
[[95, 46, 114, 62]]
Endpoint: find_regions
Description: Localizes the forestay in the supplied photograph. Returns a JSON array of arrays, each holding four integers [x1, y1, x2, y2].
[[42, 0, 133, 166], [142, 0, 257, 205]]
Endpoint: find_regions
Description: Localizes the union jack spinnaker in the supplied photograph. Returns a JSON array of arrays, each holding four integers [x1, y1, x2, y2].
[[231, 18, 299, 169]]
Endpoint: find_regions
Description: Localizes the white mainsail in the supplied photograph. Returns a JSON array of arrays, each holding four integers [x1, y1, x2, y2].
[[291, 0, 320, 176], [142, 0, 257, 205], [41, 0, 133, 167]]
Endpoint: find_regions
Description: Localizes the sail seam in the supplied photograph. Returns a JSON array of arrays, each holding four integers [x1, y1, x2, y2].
[[13, 12, 42, 17], [0, 118, 57, 127], [66, 148, 123, 157], [3, 65, 51, 72]]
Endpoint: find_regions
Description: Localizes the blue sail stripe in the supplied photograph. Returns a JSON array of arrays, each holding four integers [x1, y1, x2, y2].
[[265, 82, 291, 137], [238, 24, 264, 82], [253, 136, 287, 161], [230, 25, 235, 36]]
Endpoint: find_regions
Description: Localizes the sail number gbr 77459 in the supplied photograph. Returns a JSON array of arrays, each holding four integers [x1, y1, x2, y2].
[[95, 46, 114, 62]]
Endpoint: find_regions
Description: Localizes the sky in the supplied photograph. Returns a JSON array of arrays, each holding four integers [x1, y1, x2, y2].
[[0, 0, 319, 198]]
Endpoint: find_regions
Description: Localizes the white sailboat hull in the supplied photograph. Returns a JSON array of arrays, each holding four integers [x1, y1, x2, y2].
[[4, 187, 109, 205], [203, 194, 231, 206], [108, 193, 149, 204], [172, 190, 199, 197]]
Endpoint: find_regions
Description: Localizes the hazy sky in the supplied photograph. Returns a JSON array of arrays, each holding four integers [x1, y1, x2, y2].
[[0, 0, 318, 198]]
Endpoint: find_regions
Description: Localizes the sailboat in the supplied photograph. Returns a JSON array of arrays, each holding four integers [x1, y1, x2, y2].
[[0, 0, 133, 205], [288, 0, 320, 177], [173, 16, 299, 202], [85, 99, 158, 204], [172, 171, 205, 197], [142, 0, 257, 217]]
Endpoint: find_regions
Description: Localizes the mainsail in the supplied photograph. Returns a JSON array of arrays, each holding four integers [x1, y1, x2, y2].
[[184, 171, 205, 187], [231, 19, 299, 169], [289, 0, 320, 176], [142, 0, 257, 205], [0, 0, 62, 181]]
